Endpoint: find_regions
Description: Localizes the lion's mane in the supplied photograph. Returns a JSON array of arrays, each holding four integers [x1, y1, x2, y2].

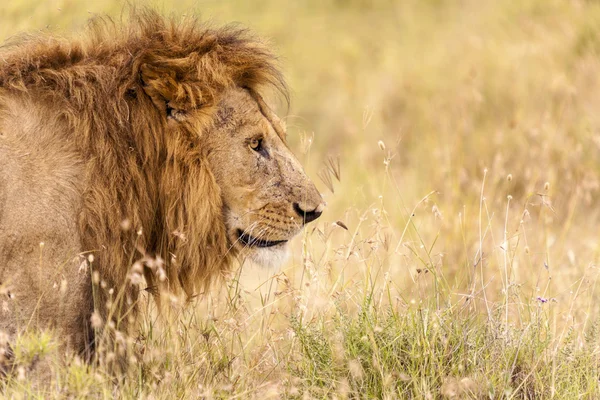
[[0, 9, 286, 307]]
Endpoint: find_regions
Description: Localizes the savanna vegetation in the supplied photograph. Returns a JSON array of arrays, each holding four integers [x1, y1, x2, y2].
[[2, 0, 600, 398]]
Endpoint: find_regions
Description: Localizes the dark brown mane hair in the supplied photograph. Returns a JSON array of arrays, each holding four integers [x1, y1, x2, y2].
[[0, 8, 287, 306]]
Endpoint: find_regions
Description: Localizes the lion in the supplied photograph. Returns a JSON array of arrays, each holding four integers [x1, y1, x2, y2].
[[0, 9, 324, 363]]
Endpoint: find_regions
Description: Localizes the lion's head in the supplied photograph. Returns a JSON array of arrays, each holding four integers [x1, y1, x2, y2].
[[206, 88, 324, 268], [130, 20, 325, 275]]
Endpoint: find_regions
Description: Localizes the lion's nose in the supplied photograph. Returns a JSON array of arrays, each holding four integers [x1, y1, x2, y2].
[[293, 201, 325, 224]]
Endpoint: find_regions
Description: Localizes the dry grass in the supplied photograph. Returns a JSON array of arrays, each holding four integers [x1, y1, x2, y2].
[[2, 0, 600, 398]]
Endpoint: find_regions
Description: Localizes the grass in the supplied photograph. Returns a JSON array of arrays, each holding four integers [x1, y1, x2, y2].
[[2, 0, 600, 398]]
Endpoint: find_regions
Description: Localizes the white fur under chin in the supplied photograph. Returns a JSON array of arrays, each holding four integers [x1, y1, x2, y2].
[[246, 245, 290, 271]]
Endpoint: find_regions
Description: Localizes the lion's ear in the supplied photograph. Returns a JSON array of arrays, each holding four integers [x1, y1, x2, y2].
[[140, 63, 202, 121]]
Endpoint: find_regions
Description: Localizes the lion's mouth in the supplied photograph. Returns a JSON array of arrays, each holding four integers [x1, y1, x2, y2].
[[236, 229, 288, 248]]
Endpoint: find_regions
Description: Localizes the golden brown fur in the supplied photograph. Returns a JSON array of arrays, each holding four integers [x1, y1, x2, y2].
[[0, 9, 323, 361]]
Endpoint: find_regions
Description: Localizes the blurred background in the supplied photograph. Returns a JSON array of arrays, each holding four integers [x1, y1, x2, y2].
[[3, 0, 600, 323]]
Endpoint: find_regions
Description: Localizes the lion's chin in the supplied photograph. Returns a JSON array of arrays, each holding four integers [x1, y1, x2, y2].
[[231, 227, 292, 269], [245, 244, 290, 270]]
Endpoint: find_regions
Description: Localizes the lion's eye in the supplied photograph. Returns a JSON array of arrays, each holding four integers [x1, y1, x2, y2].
[[249, 138, 262, 151], [248, 137, 270, 158]]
